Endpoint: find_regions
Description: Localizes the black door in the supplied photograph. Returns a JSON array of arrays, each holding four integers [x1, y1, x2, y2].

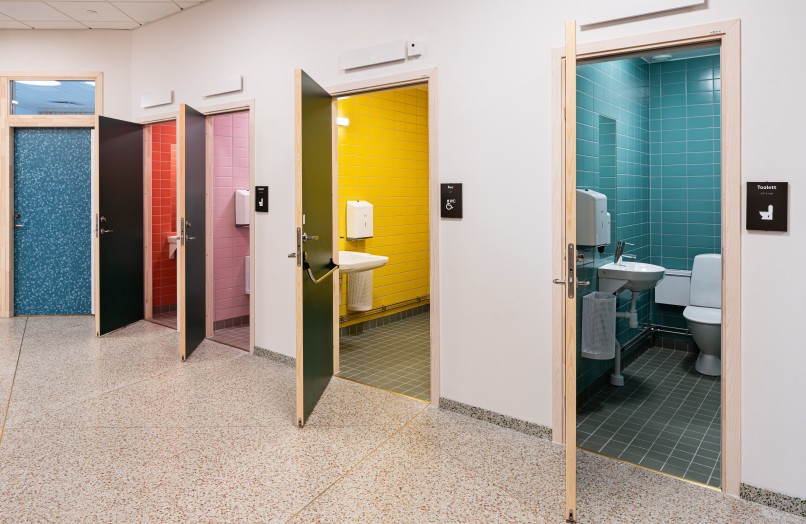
[[179, 104, 207, 360], [295, 70, 336, 426], [97, 116, 144, 335]]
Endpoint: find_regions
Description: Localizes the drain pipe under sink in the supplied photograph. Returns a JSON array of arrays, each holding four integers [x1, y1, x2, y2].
[[611, 290, 640, 386]]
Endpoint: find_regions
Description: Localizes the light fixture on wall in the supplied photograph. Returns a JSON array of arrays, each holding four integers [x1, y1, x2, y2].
[[650, 54, 672, 62], [337, 117, 350, 127], [17, 80, 61, 87]]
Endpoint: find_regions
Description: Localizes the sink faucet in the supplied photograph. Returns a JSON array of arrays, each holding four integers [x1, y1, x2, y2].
[[614, 240, 635, 265]]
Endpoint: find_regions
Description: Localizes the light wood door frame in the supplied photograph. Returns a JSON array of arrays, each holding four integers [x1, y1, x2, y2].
[[327, 68, 441, 405], [0, 71, 103, 318], [551, 19, 742, 497], [562, 21, 578, 523]]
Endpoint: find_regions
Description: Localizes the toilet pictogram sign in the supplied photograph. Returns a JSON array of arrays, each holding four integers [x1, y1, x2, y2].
[[441, 183, 462, 219], [746, 182, 787, 232]]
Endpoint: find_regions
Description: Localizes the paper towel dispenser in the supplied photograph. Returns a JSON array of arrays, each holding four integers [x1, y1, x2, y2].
[[235, 189, 249, 226], [347, 200, 373, 240], [576, 189, 610, 248]]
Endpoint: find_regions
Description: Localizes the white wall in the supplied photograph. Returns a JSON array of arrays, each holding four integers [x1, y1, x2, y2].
[[4, 0, 800, 499], [0, 30, 132, 119]]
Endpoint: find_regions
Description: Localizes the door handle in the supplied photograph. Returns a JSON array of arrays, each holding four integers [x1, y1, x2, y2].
[[14, 224, 23, 229], [577, 280, 591, 286], [553, 279, 565, 285], [185, 220, 196, 241], [302, 252, 338, 284], [302, 232, 319, 242], [288, 253, 297, 258], [100, 228, 113, 235]]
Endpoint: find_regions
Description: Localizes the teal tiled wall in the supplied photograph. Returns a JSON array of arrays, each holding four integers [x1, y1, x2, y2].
[[649, 55, 722, 329], [576, 52, 722, 392], [576, 57, 651, 392]]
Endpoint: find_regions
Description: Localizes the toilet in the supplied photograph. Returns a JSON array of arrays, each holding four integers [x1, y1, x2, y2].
[[683, 254, 722, 376]]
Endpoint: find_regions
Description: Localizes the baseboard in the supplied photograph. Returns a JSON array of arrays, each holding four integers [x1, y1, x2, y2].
[[214, 314, 250, 331], [741, 483, 806, 517], [439, 397, 552, 441], [253, 345, 295, 366], [340, 304, 429, 337]]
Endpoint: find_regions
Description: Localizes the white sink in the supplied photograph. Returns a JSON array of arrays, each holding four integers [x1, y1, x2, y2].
[[598, 261, 665, 293], [338, 251, 389, 274]]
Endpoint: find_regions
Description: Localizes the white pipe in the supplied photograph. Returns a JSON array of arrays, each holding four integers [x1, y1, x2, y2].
[[610, 290, 640, 387]]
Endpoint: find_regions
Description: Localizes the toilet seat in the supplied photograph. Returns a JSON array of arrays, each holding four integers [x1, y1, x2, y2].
[[683, 305, 721, 325]]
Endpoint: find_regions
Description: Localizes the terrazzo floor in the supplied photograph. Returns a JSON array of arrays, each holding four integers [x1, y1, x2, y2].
[[0, 316, 802, 523]]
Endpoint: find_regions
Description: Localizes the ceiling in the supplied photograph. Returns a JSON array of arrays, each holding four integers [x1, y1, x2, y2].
[[639, 45, 720, 64], [0, 0, 211, 30]]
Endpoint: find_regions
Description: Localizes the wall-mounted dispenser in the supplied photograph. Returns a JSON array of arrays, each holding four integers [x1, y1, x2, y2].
[[346, 200, 373, 240], [235, 189, 250, 226], [576, 189, 610, 248]]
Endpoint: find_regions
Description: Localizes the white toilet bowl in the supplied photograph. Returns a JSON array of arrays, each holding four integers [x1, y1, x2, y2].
[[683, 254, 722, 376]]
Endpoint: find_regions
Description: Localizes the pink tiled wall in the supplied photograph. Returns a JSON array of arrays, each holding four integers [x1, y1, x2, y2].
[[212, 111, 250, 323]]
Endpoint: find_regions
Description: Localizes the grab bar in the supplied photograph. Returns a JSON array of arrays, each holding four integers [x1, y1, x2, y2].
[[303, 253, 339, 284]]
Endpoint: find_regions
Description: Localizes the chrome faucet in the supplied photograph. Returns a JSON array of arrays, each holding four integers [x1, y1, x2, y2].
[[614, 240, 635, 265]]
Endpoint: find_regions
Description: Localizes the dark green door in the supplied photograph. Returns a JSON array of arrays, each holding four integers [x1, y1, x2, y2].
[[97, 117, 144, 335], [179, 104, 207, 360], [296, 70, 336, 426]]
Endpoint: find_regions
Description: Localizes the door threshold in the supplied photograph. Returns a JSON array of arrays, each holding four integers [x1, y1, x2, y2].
[[333, 374, 430, 404]]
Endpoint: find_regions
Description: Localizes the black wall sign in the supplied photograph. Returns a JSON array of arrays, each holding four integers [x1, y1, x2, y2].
[[440, 183, 462, 218], [746, 182, 787, 232], [255, 186, 269, 212]]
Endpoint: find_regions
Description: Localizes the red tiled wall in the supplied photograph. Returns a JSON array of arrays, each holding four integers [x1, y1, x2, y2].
[[150, 121, 177, 308], [212, 111, 250, 322]]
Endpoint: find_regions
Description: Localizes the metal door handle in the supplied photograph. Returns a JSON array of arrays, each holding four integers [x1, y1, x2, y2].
[[302, 233, 319, 242], [100, 228, 113, 234], [553, 279, 565, 285], [14, 224, 23, 229], [303, 253, 338, 284], [578, 280, 591, 286], [288, 253, 297, 258]]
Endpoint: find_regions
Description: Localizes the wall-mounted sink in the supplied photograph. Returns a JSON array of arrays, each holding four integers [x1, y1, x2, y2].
[[338, 251, 388, 274], [598, 261, 665, 293]]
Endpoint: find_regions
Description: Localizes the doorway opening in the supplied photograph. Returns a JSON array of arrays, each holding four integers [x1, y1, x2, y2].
[[574, 45, 723, 488], [145, 120, 178, 330], [553, 22, 741, 515], [206, 110, 251, 351], [333, 84, 431, 402], [13, 127, 92, 316]]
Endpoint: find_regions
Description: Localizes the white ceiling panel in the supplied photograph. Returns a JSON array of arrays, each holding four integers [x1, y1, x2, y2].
[[0, 2, 72, 21], [53, 1, 132, 22], [0, 0, 210, 29], [112, 1, 178, 22], [0, 19, 30, 28], [28, 19, 87, 28], [83, 19, 139, 28]]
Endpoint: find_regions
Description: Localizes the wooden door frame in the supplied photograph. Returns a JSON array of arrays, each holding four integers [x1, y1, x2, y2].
[[0, 71, 103, 319], [551, 20, 742, 495], [136, 112, 179, 323], [326, 68, 441, 405], [173, 100, 256, 353]]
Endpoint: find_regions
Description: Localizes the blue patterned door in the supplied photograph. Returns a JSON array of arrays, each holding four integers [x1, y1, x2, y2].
[[13, 128, 92, 315]]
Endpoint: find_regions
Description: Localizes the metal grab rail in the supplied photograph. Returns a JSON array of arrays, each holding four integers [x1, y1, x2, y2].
[[303, 253, 339, 284]]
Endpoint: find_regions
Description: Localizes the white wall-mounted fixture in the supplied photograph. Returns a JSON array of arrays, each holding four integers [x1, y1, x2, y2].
[[346, 200, 373, 240], [167, 234, 179, 259], [339, 40, 407, 70], [655, 269, 692, 306], [245, 256, 250, 295], [337, 117, 350, 127], [578, 0, 705, 27], [406, 41, 424, 58], [235, 189, 250, 227], [204, 74, 243, 97], [140, 90, 173, 109], [576, 189, 610, 247]]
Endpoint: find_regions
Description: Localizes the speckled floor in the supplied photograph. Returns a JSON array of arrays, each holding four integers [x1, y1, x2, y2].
[[0, 317, 802, 523]]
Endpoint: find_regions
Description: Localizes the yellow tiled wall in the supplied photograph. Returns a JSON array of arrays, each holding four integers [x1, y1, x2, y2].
[[337, 85, 429, 325]]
